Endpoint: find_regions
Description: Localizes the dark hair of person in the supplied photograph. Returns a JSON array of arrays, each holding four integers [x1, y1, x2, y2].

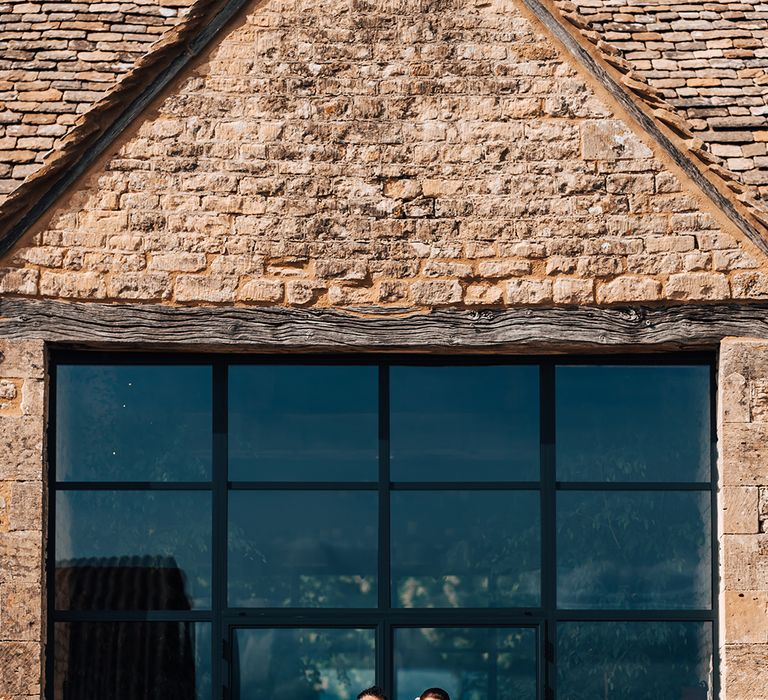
[[420, 689, 450, 700], [357, 687, 387, 700]]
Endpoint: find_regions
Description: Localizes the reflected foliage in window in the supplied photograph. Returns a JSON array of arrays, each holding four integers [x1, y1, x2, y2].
[[557, 622, 712, 700], [556, 366, 711, 482], [557, 491, 711, 610], [395, 627, 537, 700], [233, 628, 375, 700], [56, 365, 212, 482], [391, 491, 540, 608], [54, 621, 211, 700], [56, 491, 212, 610], [228, 491, 378, 608], [229, 366, 378, 481], [390, 366, 540, 481]]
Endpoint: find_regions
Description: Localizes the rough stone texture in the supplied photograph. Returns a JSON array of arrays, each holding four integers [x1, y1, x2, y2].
[[0, 339, 45, 700], [719, 338, 768, 699], [1, 0, 767, 309], [552, 0, 768, 209], [0, 0, 196, 202]]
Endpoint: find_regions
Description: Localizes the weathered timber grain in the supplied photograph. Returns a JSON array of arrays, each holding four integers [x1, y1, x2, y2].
[[2, 298, 768, 351]]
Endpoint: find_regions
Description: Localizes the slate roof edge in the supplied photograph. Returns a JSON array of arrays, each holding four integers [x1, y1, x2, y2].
[[0, 0, 256, 258], [522, 0, 768, 257]]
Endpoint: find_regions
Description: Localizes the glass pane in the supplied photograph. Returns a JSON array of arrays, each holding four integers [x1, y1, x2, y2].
[[56, 364, 212, 482], [229, 366, 378, 481], [391, 491, 540, 608], [233, 628, 375, 700], [557, 622, 713, 700], [54, 621, 211, 700], [557, 491, 711, 609], [56, 491, 212, 610], [556, 365, 711, 482], [228, 491, 377, 607], [395, 627, 537, 700], [391, 366, 539, 481]]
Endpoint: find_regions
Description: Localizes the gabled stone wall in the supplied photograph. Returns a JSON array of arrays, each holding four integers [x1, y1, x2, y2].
[[0, 0, 766, 309]]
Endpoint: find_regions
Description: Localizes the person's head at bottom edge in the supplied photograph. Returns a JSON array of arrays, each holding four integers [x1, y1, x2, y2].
[[420, 689, 450, 700], [357, 687, 387, 700]]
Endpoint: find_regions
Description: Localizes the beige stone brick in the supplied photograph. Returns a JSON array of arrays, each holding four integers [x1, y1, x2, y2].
[[0, 417, 43, 482], [238, 279, 284, 303], [286, 280, 321, 306], [732, 271, 768, 299], [0, 641, 41, 697], [477, 260, 531, 279], [553, 278, 594, 304], [581, 120, 653, 160], [723, 535, 768, 591], [726, 592, 768, 643], [664, 272, 730, 301], [39, 270, 106, 299], [107, 272, 172, 300], [175, 274, 238, 303], [465, 284, 503, 305], [0, 582, 42, 641], [722, 424, 768, 485], [722, 372, 750, 424], [596, 276, 661, 304], [725, 643, 768, 700], [506, 278, 553, 305], [410, 280, 463, 306], [147, 252, 207, 272], [0, 268, 38, 295], [724, 487, 761, 534]]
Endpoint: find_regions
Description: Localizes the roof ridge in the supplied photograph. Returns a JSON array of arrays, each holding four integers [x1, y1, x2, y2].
[[539, 0, 768, 240], [0, 0, 252, 256]]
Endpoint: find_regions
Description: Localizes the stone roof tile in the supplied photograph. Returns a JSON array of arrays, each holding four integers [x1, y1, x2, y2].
[[0, 0, 195, 200]]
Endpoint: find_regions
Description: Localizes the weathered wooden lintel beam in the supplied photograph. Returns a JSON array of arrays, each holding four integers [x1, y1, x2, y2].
[[1, 298, 768, 352]]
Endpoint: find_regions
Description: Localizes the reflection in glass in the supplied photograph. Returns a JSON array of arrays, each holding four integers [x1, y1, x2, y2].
[[54, 621, 211, 700], [557, 491, 711, 609], [557, 622, 712, 700], [395, 627, 537, 700], [556, 366, 711, 482], [56, 364, 212, 482], [229, 366, 378, 481], [233, 628, 375, 700], [390, 366, 540, 481], [228, 491, 377, 608], [391, 491, 540, 608], [56, 491, 212, 610]]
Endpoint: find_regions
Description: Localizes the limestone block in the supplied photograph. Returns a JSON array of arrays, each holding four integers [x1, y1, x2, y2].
[[409, 280, 462, 306], [721, 424, 768, 485], [506, 278, 553, 305], [724, 486, 760, 534], [106, 272, 172, 300], [722, 372, 750, 423], [725, 592, 768, 643], [725, 643, 768, 700], [0, 268, 39, 296], [0, 341, 45, 380], [595, 276, 661, 304], [237, 279, 284, 303], [723, 535, 768, 591], [0, 641, 41, 697], [553, 278, 594, 304], [0, 582, 42, 641], [0, 530, 42, 585], [0, 417, 43, 482], [581, 120, 653, 160], [465, 284, 503, 305], [175, 274, 238, 303], [664, 272, 730, 301]]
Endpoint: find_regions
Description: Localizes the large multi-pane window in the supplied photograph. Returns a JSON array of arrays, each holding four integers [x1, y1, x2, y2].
[[50, 354, 717, 700]]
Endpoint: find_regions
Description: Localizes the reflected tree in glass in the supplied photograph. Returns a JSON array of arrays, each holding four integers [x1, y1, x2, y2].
[[228, 491, 378, 608], [391, 491, 540, 608], [233, 628, 375, 700], [395, 627, 537, 700], [557, 492, 711, 610], [557, 622, 712, 700]]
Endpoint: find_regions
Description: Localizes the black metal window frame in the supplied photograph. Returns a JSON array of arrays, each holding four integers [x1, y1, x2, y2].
[[46, 350, 719, 700]]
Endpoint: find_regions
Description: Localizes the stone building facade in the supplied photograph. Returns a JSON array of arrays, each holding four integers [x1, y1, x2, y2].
[[0, 0, 767, 697]]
